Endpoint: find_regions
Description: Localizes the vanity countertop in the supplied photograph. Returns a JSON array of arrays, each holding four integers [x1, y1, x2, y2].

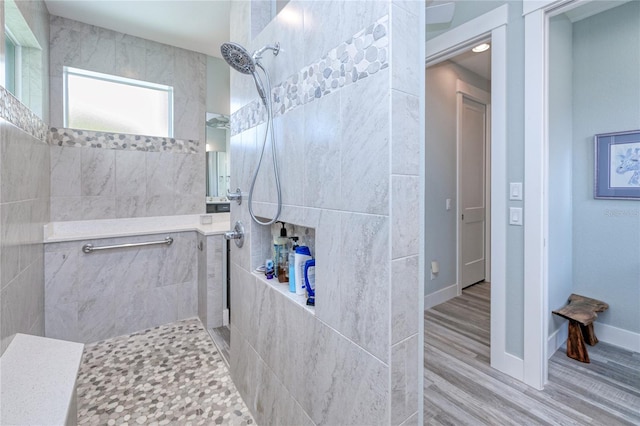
[[44, 213, 231, 243]]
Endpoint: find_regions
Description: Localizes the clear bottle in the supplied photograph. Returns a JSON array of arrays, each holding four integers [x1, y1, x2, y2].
[[273, 222, 289, 283]]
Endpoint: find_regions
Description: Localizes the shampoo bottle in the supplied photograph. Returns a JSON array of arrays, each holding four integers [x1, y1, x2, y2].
[[294, 246, 312, 295]]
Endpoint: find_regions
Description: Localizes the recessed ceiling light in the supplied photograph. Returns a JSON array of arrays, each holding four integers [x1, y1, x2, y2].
[[472, 43, 491, 53]]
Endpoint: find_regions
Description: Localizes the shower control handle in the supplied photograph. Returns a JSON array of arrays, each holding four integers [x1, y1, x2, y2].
[[224, 221, 245, 248], [227, 188, 242, 205]]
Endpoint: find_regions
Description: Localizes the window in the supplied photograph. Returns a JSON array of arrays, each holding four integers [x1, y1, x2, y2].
[[64, 67, 174, 137], [4, 28, 21, 97]]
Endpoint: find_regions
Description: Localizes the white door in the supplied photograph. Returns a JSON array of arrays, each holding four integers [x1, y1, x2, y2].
[[459, 95, 487, 289]]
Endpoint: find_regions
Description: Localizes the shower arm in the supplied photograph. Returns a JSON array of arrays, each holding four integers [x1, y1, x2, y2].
[[252, 43, 280, 62]]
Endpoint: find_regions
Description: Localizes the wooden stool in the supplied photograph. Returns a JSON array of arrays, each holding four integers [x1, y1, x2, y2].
[[552, 294, 609, 363]]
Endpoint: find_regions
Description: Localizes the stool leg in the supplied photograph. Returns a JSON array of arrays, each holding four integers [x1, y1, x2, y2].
[[581, 323, 598, 346], [566, 320, 590, 363]]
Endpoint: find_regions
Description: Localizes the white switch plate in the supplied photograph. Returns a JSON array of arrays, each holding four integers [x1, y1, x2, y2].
[[510, 182, 523, 200], [509, 207, 523, 226], [446, 198, 452, 211]]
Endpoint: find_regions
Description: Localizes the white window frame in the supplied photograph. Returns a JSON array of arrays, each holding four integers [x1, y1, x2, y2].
[[5, 26, 22, 98], [63, 66, 174, 136]]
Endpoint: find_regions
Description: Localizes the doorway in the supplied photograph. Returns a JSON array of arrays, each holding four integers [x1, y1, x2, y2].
[[457, 82, 491, 293], [424, 4, 521, 383]]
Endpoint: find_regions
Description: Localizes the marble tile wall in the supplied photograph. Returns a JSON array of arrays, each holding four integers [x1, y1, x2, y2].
[[228, 1, 424, 425], [47, 15, 206, 221], [49, 15, 206, 143], [0, 117, 50, 355], [0, 0, 51, 357], [44, 232, 198, 343], [49, 134, 204, 221], [197, 234, 225, 329]]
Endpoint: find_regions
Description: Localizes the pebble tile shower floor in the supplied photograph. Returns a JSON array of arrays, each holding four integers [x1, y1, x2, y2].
[[77, 318, 255, 425]]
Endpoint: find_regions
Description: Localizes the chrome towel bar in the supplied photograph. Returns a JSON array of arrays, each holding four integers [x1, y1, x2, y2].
[[82, 237, 173, 254]]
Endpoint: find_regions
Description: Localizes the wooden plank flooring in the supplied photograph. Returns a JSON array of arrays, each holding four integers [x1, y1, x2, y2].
[[424, 282, 640, 425]]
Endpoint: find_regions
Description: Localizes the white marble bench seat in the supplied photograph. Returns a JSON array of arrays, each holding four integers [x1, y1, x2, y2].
[[0, 334, 84, 426]]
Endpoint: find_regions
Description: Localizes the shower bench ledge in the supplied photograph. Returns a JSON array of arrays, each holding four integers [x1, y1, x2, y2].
[[43, 213, 231, 243], [0, 333, 84, 426]]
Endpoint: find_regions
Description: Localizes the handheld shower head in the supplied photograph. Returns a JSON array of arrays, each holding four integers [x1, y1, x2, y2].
[[220, 42, 255, 74], [221, 41, 280, 107], [219, 41, 283, 226]]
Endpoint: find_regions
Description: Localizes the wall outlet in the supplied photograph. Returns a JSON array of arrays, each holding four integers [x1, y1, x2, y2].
[[430, 260, 439, 280]]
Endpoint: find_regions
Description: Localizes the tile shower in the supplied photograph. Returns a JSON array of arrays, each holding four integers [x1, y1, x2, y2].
[[228, 1, 423, 425], [1, 1, 424, 426]]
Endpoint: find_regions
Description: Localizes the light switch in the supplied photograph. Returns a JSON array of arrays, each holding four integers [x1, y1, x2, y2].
[[446, 198, 452, 211], [509, 207, 523, 226], [510, 183, 523, 200]]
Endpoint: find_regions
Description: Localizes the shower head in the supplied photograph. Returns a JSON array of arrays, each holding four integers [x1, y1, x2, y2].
[[221, 41, 281, 107], [220, 42, 255, 75], [220, 42, 281, 74]]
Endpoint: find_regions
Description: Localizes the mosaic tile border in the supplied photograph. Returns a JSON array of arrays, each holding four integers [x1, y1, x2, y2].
[[48, 127, 200, 154], [231, 15, 389, 136], [0, 86, 49, 142]]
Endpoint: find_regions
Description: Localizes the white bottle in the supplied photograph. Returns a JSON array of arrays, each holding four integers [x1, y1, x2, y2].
[[293, 246, 312, 296]]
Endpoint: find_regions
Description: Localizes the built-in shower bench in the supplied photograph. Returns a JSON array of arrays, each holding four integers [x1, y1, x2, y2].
[[0, 333, 84, 425]]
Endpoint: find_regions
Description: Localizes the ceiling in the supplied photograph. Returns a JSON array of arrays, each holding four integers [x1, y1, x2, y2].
[[44, 0, 230, 59], [43, 0, 491, 74], [450, 47, 491, 81]]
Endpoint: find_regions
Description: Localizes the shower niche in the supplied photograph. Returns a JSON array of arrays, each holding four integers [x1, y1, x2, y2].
[[251, 221, 316, 312]]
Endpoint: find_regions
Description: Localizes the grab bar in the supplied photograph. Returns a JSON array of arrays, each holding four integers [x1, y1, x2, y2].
[[82, 237, 173, 254]]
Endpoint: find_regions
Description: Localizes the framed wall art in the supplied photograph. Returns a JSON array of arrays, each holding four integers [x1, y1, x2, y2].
[[594, 130, 640, 200]]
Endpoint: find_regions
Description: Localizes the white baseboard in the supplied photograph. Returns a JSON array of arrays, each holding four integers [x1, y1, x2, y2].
[[424, 283, 458, 310], [595, 322, 640, 353], [223, 309, 229, 327], [547, 321, 639, 356], [547, 325, 568, 359]]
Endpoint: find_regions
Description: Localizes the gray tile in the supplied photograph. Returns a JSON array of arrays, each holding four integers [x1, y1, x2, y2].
[[392, 175, 420, 259], [77, 319, 254, 425], [339, 212, 390, 362], [392, 256, 420, 344], [391, 334, 419, 425], [340, 69, 390, 215]]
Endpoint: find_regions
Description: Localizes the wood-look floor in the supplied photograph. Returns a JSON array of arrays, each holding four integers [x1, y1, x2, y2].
[[424, 282, 640, 425]]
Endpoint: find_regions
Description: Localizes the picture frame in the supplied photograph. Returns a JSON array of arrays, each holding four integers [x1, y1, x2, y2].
[[594, 130, 640, 200]]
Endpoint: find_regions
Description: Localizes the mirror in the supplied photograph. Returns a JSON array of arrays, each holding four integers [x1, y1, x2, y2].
[[205, 112, 230, 203]]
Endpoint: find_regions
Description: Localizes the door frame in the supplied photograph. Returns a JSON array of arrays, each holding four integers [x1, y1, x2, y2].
[[426, 4, 525, 382], [456, 81, 491, 296], [522, 0, 624, 390]]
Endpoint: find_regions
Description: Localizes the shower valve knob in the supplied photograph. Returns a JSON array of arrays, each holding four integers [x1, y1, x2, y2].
[[224, 221, 245, 248]]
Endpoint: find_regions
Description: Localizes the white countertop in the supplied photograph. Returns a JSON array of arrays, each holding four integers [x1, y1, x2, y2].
[[0, 333, 84, 426], [44, 213, 231, 243]]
